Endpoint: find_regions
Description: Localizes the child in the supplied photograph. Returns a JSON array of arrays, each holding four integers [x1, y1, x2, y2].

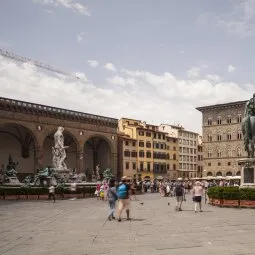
[[48, 185, 56, 203]]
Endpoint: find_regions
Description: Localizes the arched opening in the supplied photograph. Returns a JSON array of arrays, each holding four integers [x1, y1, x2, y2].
[[0, 124, 36, 178], [216, 171, 223, 177], [236, 171, 241, 176], [226, 171, 232, 177], [207, 172, 213, 177], [84, 136, 111, 181], [43, 130, 78, 171]]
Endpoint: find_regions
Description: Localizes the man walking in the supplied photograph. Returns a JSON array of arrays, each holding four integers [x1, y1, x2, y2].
[[174, 178, 184, 211], [117, 176, 131, 222]]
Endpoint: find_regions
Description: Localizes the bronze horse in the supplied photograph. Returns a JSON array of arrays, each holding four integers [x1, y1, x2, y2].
[[242, 116, 255, 158]]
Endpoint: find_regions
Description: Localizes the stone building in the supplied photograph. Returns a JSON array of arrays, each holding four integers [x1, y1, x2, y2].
[[118, 118, 177, 180], [159, 124, 199, 179], [0, 97, 118, 179], [197, 135, 203, 178], [196, 101, 246, 177]]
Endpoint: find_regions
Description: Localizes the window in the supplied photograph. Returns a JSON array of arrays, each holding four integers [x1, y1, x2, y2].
[[173, 139, 177, 143], [217, 133, 222, 141], [163, 135, 166, 140], [140, 162, 144, 171], [208, 150, 212, 158], [237, 148, 242, 157], [218, 150, 222, 158], [124, 150, 130, 157], [228, 149, 232, 157], [208, 118, 212, 125], [167, 164, 169, 170], [237, 130, 242, 140], [237, 114, 242, 123], [147, 163, 151, 172], [227, 132, 232, 140], [125, 162, 129, 169], [139, 131, 144, 136], [146, 151, 151, 158], [139, 141, 144, 147], [158, 134, 161, 139], [139, 150, 144, 157], [207, 134, 212, 142], [218, 162, 221, 166], [146, 142, 151, 148], [131, 151, 137, 157], [227, 115, 232, 124], [146, 132, 151, 137], [173, 146, 176, 151], [173, 154, 176, 160], [132, 162, 136, 170], [208, 162, 211, 166], [166, 153, 169, 159], [125, 141, 129, 146], [132, 141, 136, 147], [217, 116, 222, 125], [134, 122, 138, 125], [228, 162, 231, 166]]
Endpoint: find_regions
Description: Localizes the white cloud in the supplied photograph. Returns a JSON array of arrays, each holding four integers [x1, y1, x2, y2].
[[187, 67, 200, 78], [33, 0, 90, 16], [87, 60, 99, 68], [104, 63, 117, 72], [228, 64, 236, 73], [205, 74, 221, 83], [0, 56, 254, 133], [217, 0, 255, 38], [76, 32, 85, 43]]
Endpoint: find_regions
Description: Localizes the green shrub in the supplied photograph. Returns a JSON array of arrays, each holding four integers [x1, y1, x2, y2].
[[207, 187, 224, 199], [239, 188, 255, 201], [222, 187, 239, 200]]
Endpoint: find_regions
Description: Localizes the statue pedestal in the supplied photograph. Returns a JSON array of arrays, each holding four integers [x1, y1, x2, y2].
[[54, 169, 71, 183], [4, 177, 21, 186], [238, 158, 255, 188]]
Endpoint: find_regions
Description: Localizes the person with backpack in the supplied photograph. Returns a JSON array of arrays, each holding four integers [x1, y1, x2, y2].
[[116, 176, 131, 222], [174, 178, 185, 211], [107, 179, 118, 221]]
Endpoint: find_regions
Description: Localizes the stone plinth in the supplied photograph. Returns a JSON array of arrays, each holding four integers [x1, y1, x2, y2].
[[237, 158, 255, 188]]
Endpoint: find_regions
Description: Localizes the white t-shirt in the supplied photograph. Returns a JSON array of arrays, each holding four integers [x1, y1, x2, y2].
[[49, 186, 55, 193]]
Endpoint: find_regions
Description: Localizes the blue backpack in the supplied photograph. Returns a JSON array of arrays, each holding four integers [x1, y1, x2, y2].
[[117, 184, 128, 199]]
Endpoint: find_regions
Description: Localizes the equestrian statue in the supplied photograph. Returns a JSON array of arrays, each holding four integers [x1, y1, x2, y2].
[[242, 93, 255, 158]]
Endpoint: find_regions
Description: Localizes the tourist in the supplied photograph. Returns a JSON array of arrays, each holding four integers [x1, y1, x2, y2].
[[174, 178, 185, 211], [192, 181, 204, 213], [107, 179, 118, 221], [117, 176, 131, 222], [48, 184, 56, 203]]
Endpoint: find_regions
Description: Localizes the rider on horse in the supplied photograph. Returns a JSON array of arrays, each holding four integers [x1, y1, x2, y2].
[[242, 93, 255, 157]]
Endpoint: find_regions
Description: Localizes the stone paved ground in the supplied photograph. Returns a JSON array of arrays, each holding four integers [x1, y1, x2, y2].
[[1, 193, 255, 255]]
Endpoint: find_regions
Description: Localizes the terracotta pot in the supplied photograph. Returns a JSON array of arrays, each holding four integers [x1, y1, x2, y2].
[[240, 200, 255, 207], [222, 199, 239, 207]]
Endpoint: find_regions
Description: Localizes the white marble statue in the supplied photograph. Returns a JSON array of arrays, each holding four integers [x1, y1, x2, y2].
[[52, 127, 69, 170]]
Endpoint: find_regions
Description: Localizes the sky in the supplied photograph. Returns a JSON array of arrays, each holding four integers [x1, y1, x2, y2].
[[1, 0, 255, 134]]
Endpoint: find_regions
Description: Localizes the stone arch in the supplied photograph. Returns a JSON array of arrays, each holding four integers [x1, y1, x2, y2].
[[236, 171, 241, 176], [83, 134, 113, 181], [0, 123, 39, 177], [216, 171, 223, 177], [226, 171, 232, 177], [207, 171, 213, 177], [42, 128, 79, 170]]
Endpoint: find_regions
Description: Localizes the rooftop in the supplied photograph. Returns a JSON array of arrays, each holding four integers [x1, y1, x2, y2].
[[0, 97, 118, 128]]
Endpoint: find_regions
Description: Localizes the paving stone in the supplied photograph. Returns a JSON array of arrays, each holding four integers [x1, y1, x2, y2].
[[1, 194, 255, 254]]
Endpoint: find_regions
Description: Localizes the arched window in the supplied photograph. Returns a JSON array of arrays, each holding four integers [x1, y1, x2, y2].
[[228, 148, 232, 157], [216, 171, 223, 177], [237, 148, 242, 157], [217, 116, 222, 125], [236, 171, 241, 176], [173, 154, 176, 160], [207, 172, 213, 177], [237, 130, 242, 140], [207, 133, 212, 142], [208, 118, 212, 125], [227, 132, 232, 140], [173, 164, 176, 170], [217, 133, 222, 141], [237, 114, 242, 123], [227, 115, 232, 124], [226, 171, 232, 177], [217, 150, 222, 158], [208, 150, 212, 158]]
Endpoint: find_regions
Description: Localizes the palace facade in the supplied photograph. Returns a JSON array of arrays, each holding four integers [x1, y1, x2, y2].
[[197, 101, 246, 177]]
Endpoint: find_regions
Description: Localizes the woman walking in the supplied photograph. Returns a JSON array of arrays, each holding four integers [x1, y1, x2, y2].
[[107, 179, 118, 221], [192, 181, 204, 213]]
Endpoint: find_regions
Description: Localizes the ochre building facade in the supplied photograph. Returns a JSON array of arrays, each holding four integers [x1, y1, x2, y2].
[[197, 101, 246, 177], [0, 97, 118, 179]]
